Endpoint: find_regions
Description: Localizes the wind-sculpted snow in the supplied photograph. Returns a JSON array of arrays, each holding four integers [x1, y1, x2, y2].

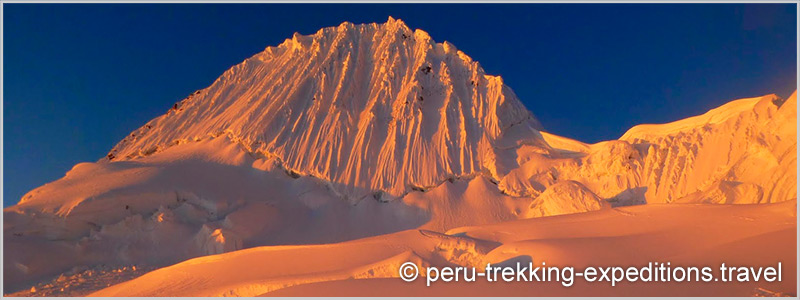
[[623, 92, 796, 204], [499, 92, 797, 205], [106, 17, 544, 202], [4, 17, 796, 296]]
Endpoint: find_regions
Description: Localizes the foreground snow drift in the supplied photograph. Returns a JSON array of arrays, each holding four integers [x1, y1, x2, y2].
[[3, 18, 796, 296], [91, 201, 796, 297], [4, 136, 541, 292]]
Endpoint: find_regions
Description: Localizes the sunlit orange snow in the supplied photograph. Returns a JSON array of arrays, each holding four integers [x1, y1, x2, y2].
[[4, 18, 796, 297]]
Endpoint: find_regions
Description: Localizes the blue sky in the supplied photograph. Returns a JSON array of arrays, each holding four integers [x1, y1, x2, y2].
[[3, 4, 797, 207]]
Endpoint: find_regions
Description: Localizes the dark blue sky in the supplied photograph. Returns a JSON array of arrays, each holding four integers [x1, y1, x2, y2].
[[4, 4, 797, 207]]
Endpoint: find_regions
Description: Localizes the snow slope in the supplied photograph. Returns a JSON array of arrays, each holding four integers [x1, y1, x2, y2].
[[91, 201, 796, 297], [3, 18, 796, 296], [6, 134, 540, 291], [499, 92, 797, 205], [624, 92, 797, 204]]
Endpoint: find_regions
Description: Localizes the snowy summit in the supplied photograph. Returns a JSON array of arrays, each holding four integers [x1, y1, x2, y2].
[[106, 17, 545, 202], [4, 17, 796, 297]]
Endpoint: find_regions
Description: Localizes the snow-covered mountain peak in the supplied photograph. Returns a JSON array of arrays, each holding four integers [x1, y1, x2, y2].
[[106, 18, 544, 202], [5, 16, 796, 296]]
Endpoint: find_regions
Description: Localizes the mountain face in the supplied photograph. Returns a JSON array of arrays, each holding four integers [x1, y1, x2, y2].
[[498, 93, 797, 206], [106, 17, 544, 202], [4, 17, 796, 295], [623, 93, 796, 204]]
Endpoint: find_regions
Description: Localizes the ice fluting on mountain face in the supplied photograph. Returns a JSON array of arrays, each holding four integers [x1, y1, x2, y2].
[[105, 17, 544, 202], [499, 92, 797, 205], [623, 92, 796, 204], [4, 17, 797, 296]]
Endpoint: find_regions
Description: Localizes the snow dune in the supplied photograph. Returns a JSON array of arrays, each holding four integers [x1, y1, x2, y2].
[[92, 201, 796, 297]]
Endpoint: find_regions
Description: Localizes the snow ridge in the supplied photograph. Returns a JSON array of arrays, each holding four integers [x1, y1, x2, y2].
[[498, 92, 797, 205]]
